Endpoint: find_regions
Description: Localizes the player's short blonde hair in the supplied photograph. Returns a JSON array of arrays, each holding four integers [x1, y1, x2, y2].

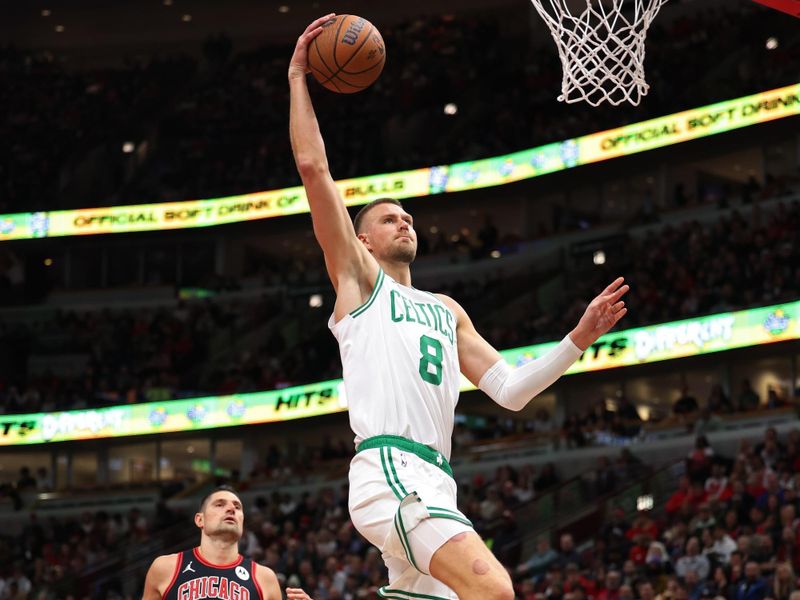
[[353, 198, 403, 234]]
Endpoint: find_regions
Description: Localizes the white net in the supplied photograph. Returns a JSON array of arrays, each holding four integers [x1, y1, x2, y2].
[[529, 0, 668, 106]]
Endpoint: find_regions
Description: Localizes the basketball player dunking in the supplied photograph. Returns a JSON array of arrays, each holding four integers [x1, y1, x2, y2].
[[142, 486, 311, 600], [289, 15, 629, 600]]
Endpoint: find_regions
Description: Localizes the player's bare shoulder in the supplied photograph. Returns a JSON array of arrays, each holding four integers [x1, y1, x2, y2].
[[253, 562, 283, 600], [433, 293, 465, 324], [142, 553, 180, 600]]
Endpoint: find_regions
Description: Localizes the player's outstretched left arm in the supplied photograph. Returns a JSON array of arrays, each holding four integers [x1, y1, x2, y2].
[[441, 277, 629, 411]]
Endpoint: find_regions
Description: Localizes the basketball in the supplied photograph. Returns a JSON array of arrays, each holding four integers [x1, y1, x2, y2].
[[308, 14, 386, 94]]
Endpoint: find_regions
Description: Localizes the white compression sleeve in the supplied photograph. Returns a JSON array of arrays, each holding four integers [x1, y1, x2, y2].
[[477, 335, 583, 411]]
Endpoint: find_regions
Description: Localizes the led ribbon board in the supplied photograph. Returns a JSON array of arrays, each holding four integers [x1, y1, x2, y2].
[[0, 379, 347, 447], [0, 302, 795, 446], [1, 83, 798, 241]]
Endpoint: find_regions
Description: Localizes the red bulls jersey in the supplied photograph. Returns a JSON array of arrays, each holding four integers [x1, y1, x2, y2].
[[163, 548, 264, 600]]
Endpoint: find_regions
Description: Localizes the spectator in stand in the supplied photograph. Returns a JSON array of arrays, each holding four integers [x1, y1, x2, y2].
[[555, 533, 584, 570], [706, 464, 733, 504], [766, 388, 787, 410], [627, 511, 660, 544], [735, 561, 768, 600], [630, 534, 653, 566], [676, 537, 711, 581], [674, 385, 700, 417], [667, 477, 708, 516], [638, 581, 657, 600], [738, 380, 761, 412], [687, 436, 715, 482], [564, 563, 597, 597], [707, 385, 734, 415], [683, 570, 704, 600], [598, 570, 624, 600], [689, 504, 717, 534], [517, 537, 559, 579], [599, 507, 631, 567], [645, 540, 672, 581], [708, 524, 738, 564], [594, 456, 619, 496], [770, 562, 797, 600]]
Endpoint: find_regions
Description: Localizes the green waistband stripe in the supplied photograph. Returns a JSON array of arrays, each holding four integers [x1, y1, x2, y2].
[[378, 588, 452, 600], [357, 435, 453, 478], [427, 512, 472, 527]]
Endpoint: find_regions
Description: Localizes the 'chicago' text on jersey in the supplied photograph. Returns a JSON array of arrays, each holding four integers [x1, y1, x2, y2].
[[177, 576, 250, 600]]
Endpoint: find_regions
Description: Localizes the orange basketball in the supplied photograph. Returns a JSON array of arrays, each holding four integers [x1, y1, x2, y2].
[[308, 14, 386, 94]]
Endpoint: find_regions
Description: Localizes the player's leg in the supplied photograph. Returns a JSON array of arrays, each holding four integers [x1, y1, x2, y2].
[[428, 529, 514, 600]]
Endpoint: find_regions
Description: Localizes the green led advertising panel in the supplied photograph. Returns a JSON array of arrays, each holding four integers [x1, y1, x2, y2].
[[0, 302, 795, 446]]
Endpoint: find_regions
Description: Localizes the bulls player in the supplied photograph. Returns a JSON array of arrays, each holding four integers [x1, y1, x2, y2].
[[142, 486, 311, 600]]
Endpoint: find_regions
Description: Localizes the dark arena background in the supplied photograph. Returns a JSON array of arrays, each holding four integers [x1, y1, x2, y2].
[[1, 0, 800, 598]]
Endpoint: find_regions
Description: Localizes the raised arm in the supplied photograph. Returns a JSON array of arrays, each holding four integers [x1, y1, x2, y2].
[[288, 16, 377, 307], [440, 277, 629, 411]]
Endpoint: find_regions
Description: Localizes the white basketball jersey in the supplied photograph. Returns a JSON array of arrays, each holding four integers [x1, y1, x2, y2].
[[329, 269, 461, 459]]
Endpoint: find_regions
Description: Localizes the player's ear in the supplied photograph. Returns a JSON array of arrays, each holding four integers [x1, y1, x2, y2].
[[194, 512, 204, 529], [357, 232, 371, 250]]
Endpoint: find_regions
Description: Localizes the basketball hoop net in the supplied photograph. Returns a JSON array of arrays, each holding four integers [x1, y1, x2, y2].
[[529, 0, 668, 106]]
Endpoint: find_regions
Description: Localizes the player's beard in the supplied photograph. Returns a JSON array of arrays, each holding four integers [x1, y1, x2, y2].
[[388, 240, 416, 264], [208, 521, 242, 542]]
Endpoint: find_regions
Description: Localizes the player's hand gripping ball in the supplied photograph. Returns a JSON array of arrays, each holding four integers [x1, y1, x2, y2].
[[308, 14, 386, 93]]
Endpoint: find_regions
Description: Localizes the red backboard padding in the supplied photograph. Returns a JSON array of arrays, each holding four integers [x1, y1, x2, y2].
[[752, 0, 800, 17]]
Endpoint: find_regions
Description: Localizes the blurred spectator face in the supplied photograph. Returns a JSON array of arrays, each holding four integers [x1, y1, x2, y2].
[[731, 565, 742, 582], [701, 529, 712, 546], [623, 560, 637, 578], [686, 537, 700, 556], [639, 582, 655, 600], [745, 562, 760, 581], [538, 538, 552, 554], [781, 505, 796, 526], [561, 533, 575, 552], [620, 585, 634, 600], [737, 536, 751, 555], [647, 543, 664, 563], [665, 578, 680, 596], [777, 563, 793, 582], [607, 571, 622, 590], [566, 564, 580, 581], [783, 527, 796, 545]]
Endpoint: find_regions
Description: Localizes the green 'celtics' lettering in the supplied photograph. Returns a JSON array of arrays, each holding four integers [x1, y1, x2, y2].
[[388, 290, 455, 345], [415, 302, 432, 327], [419, 335, 443, 385], [434, 305, 454, 345], [390, 290, 403, 322]]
